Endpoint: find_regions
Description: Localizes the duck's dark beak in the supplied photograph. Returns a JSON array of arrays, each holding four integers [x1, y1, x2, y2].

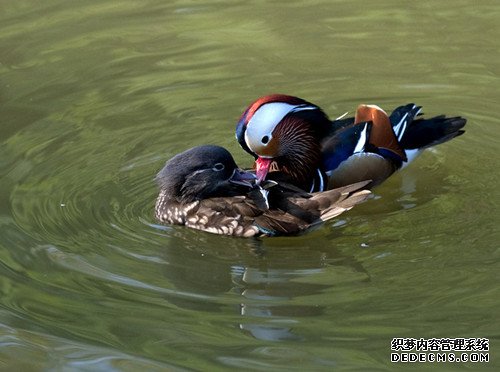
[[229, 168, 256, 187]]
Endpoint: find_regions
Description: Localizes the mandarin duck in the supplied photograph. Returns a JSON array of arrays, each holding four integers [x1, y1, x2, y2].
[[155, 145, 371, 237], [235, 94, 466, 191]]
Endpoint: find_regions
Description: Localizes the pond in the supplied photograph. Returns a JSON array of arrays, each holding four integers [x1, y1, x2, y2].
[[0, 0, 498, 370]]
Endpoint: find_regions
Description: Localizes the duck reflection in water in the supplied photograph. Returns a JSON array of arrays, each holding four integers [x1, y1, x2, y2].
[[154, 229, 369, 342]]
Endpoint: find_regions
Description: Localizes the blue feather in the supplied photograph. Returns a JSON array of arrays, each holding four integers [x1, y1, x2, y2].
[[322, 123, 371, 172]]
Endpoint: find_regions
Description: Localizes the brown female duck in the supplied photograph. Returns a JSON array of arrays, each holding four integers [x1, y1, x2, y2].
[[155, 145, 370, 237]]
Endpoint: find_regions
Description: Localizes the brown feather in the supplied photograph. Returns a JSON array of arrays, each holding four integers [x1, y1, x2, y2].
[[355, 105, 407, 161], [271, 116, 322, 190], [328, 153, 395, 188], [156, 181, 371, 237]]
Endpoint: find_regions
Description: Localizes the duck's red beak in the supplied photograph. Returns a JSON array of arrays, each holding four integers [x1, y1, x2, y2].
[[255, 157, 273, 184]]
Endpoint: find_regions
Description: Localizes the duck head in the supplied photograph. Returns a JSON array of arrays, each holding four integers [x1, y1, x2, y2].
[[156, 145, 255, 204], [235, 94, 331, 188]]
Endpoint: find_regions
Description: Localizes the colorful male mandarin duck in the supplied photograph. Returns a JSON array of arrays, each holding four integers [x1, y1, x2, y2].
[[235, 94, 466, 191], [155, 145, 370, 237]]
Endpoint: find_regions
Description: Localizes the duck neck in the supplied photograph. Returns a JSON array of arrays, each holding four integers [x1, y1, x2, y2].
[[271, 118, 323, 191]]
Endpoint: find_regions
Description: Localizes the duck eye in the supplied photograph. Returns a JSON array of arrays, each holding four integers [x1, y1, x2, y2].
[[212, 163, 225, 171], [261, 135, 269, 144]]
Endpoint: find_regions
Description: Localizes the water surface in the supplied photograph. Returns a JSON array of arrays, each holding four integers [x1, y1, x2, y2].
[[0, 0, 499, 370]]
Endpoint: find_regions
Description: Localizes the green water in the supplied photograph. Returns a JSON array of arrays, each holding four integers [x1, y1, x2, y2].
[[0, 0, 498, 370]]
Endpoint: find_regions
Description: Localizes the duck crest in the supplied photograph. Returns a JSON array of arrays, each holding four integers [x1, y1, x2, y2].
[[236, 94, 330, 158], [240, 94, 310, 125]]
